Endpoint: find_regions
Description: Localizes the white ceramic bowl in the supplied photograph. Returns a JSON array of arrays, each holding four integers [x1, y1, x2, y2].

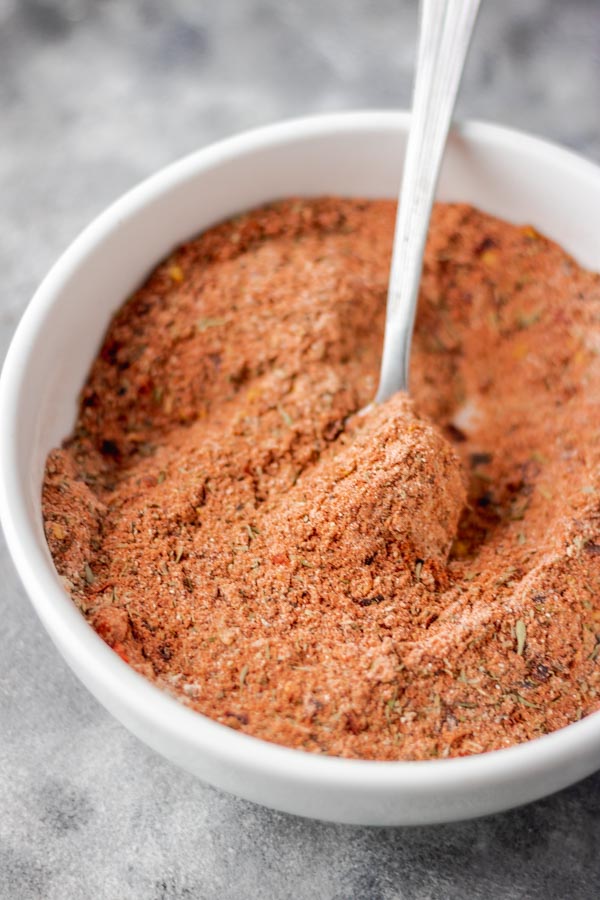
[[2, 111, 600, 826]]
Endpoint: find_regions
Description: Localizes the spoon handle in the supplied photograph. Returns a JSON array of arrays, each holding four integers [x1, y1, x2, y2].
[[375, 0, 481, 403]]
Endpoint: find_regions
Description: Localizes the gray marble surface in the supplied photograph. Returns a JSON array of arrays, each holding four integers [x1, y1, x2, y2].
[[1, 1, 600, 897]]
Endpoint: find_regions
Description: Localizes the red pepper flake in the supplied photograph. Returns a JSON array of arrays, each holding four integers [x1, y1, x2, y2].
[[270, 553, 289, 566]]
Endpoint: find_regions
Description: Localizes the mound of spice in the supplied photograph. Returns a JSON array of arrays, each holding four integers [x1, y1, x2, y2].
[[42, 198, 600, 760]]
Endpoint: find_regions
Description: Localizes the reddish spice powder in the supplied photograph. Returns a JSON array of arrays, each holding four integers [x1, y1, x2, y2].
[[42, 198, 600, 760]]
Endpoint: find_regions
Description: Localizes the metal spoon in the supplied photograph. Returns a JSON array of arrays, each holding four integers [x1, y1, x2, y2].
[[375, 0, 481, 403]]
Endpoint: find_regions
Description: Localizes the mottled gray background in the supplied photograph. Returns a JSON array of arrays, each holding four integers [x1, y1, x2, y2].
[[1, 1, 600, 898]]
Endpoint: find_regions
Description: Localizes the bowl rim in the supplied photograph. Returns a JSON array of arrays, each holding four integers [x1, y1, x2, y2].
[[2, 108, 600, 796]]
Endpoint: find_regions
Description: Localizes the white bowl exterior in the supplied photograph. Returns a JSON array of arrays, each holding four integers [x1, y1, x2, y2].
[[2, 111, 600, 825]]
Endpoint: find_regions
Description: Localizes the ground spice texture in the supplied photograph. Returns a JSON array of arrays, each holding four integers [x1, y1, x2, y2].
[[42, 198, 600, 760]]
